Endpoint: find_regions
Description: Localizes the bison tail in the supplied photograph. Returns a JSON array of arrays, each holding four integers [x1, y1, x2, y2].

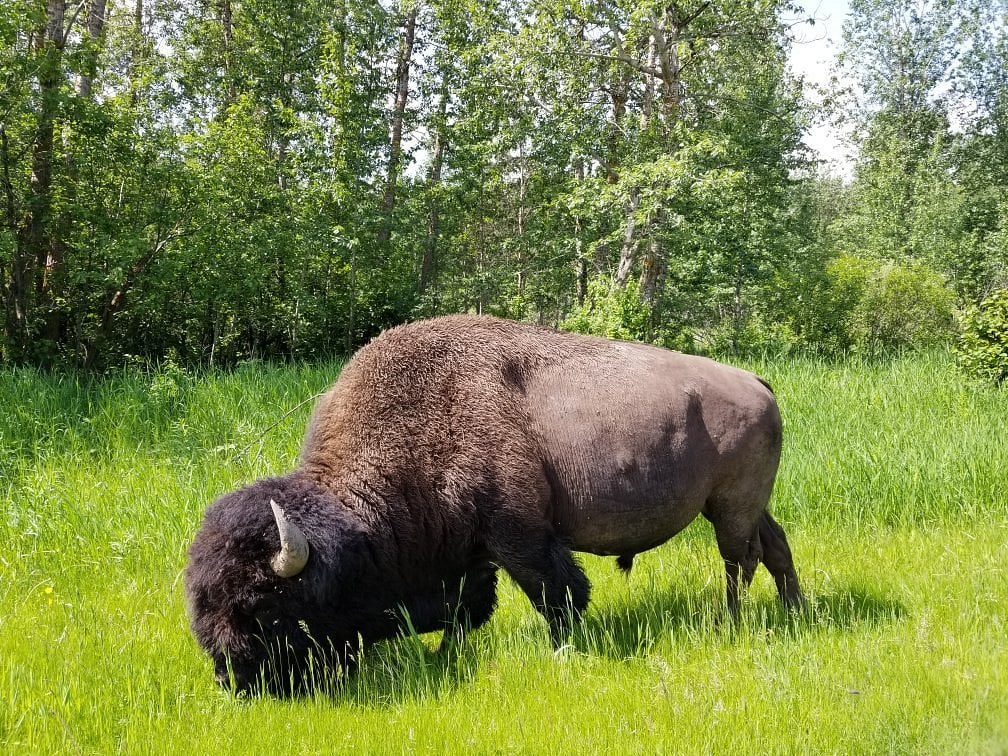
[[757, 375, 775, 394]]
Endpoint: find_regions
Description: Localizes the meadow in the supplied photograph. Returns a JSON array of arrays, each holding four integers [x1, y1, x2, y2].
[[1, 353, 1006, 754]]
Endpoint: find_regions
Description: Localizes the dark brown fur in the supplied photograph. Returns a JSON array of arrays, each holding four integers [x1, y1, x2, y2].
[[185, 314, 804, 695]]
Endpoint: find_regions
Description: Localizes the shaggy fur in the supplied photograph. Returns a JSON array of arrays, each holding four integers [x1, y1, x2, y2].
[[185, 314, 804, 695]]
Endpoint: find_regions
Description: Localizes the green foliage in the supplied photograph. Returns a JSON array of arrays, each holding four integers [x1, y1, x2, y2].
[[851, 260, 956, 354], [562, 277, 694, 350], [956, 288, 1008, 383], [792, 256, 955, 357], [700, 314, 800, 359], [562, 277, 652, 343], [828, 0, 1008, 309], [144, 354, 195, 416]]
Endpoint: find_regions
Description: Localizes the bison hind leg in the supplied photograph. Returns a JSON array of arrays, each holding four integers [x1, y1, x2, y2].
[[704, 509, 763, 619], [706, 507, 806, 618], [615, 553, 635, 575], [757, 512, 806, 610]]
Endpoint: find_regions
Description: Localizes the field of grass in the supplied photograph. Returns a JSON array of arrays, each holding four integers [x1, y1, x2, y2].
[[1, 353, 1006, 754]]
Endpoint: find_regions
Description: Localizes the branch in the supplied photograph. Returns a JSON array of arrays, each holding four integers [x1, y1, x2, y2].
[[105, 224, 191, 314], [60, 1, 87, 47], [682, 1, 711, 29], [650, 17, 676, 90], [565, 24, 771, 78], [576, 49, 663, 78]]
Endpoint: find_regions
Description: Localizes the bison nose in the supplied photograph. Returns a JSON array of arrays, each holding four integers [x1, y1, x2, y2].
[[214, 662, 255, 694], [216, 668, 257, 695]]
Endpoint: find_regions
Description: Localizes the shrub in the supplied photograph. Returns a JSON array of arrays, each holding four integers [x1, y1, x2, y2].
[[562, 278, 653, 343], [562, 277, 692, 350], [700, 315, 799, 359], [956, 288, 1008, 384], [849, 259, 956, 355], [801, 256, 956, 357]]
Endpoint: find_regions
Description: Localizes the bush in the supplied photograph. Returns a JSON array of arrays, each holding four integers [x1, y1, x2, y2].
[[850, 259, 956, 355], [563, 278, 651, 342], [700, 315, 800, 359], [956, 289, 1008, 383], [562, 277, 692, 349], [799, 256, 956, 357]]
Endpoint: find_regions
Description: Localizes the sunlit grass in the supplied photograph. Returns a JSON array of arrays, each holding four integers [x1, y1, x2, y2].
[[1, 353, 1006, 753]]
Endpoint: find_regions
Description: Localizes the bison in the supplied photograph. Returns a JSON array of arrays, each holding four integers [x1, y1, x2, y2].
[[185, 314, 804, 695]]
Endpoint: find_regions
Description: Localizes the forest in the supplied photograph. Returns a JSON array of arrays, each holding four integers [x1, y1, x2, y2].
[[2, 0, 1007, 368]]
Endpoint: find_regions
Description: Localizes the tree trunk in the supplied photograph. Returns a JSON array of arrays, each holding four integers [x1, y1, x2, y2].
[[419, 82, 447, 296], [614, 7, 692, 294], [76, 0, 108, 98], [604, 69, 628, 185], [601, 64, 630, 284], [639, 237, 665, 306], [635, 31, 663, 308], [641, 30, 657, 128], [653, 7, 689, 120], [573, 160, 587, 306], [52, 0, 109, 362], [0, 127, 14, 231], [1, 123, 25, 357], [614, 189, 640, 287], [732, 257, 744, 354], [219, 0, 236, 108], [515, 146, 527, 295], [10, 0, 72, 359], [378, 6, 417, 249]]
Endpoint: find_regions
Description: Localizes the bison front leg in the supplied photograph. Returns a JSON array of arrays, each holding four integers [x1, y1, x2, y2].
[[398, 562, 499, 647], [490, 529, 590, 646], [438, 562, 499, 652]]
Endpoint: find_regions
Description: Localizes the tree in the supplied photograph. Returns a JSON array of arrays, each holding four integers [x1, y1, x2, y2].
[[13, 0, 980, 366], [537, 1, 807, 348], [949, 0, 1008, 299], [832, 0, 981, 293]]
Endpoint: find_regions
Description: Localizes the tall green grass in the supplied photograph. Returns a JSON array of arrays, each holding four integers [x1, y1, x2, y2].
[[2, 353, 1006, 753]]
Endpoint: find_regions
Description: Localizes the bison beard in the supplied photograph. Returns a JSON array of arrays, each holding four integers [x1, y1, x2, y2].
[[184, 314, 805, 696]]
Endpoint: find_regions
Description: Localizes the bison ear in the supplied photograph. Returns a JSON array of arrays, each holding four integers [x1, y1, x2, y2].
[[270, 499, 310, 578]]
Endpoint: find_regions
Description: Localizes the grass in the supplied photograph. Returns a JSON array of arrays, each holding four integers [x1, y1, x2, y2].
[[1, 352, 1007, 754]]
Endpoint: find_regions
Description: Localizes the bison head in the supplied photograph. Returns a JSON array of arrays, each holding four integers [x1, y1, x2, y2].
[[184, 473, 371, 696]]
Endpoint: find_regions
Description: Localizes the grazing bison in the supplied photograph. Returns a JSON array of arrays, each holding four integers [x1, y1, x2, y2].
[[185, 314, 804, 695]]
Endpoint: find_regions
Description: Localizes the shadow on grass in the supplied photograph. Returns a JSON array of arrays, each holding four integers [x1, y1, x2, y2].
[[573, 582, 906, 660], [254, 584, 905, 705], [288, 632, 485, 707]]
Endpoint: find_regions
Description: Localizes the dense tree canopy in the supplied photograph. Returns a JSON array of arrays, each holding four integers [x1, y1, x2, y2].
[[1, 0, 1006, 367]]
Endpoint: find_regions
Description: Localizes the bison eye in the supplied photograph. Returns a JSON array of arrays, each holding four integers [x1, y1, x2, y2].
[[247, 604, 284, 633], [253, 604, 282, 628]]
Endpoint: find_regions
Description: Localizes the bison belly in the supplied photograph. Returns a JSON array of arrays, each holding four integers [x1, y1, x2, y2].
[[525, 345, 777, 557]]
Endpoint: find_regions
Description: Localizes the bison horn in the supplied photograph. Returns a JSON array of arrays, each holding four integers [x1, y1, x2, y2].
[[270, 499, 310, 578]]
